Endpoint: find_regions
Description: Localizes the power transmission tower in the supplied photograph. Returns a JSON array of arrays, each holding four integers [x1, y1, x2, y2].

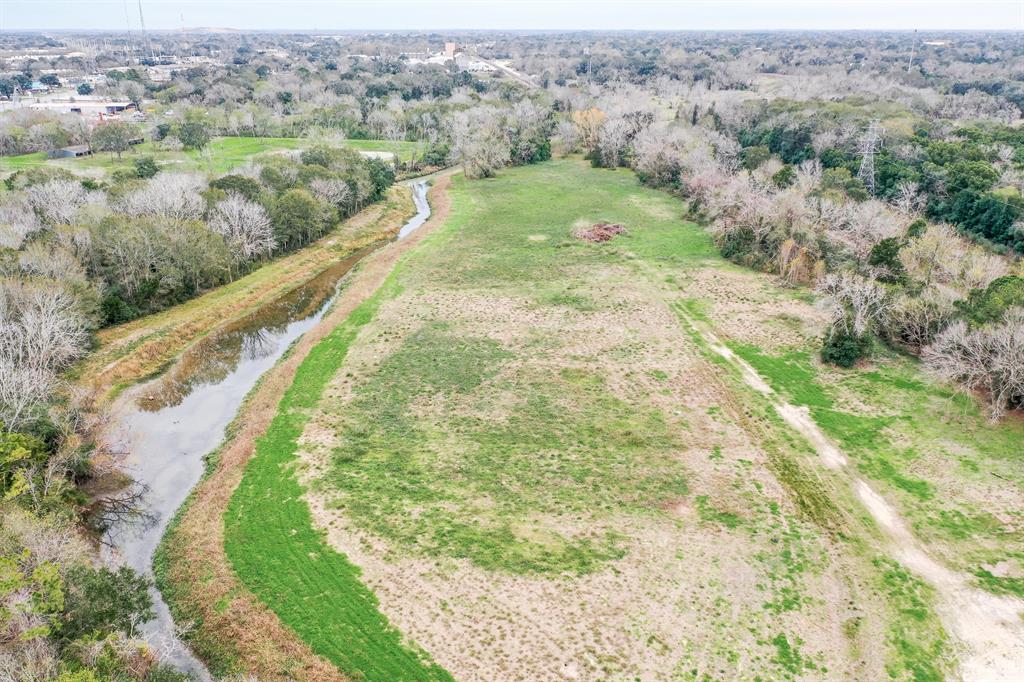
[[906, 29, 918, 72], [122, 0, 133, 63], [137, 0, 153, 61], [857, 119, 884, 195]]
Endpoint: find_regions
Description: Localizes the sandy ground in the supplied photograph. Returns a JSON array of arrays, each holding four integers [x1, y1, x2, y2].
[[157, 176, 454, 680]]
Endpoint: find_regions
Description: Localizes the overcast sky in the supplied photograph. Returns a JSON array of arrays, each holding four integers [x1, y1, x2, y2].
[[2, 0, 1022, 32]]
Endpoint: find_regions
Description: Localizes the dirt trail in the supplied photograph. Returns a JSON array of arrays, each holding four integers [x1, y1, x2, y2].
[[674, 305, 1024, 680], [158, 174, 454, 680]]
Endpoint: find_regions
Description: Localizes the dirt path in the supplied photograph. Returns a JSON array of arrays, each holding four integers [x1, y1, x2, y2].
[[673, 301, 1024, 680], [157, 174, 454, 680]]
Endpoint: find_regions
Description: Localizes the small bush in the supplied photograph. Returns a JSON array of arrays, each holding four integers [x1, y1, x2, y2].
[[821, 329, 870, 368], [134, 157, 159, 179]]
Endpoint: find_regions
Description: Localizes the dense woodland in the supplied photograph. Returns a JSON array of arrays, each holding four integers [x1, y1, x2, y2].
[[1, 28, 1022, 680]]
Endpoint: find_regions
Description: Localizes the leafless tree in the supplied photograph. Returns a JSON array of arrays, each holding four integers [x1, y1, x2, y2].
[[25, 179, 94, 226], [882, 286, 958, 351], [209, 195, 276, 261], [893, 180, 925, 215], [597, 117, 632, 167], [309, 177, 353, 210], [0, 199, 43, 250], [446, 106, 511, 179], [554, 119, 578, 155], [117, 173, 206, 221], [923, 308, 1024, 419], [816, 271, 890, 337]]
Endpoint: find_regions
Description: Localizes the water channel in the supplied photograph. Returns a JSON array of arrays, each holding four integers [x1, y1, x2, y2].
[[101, 179, 431, 677]]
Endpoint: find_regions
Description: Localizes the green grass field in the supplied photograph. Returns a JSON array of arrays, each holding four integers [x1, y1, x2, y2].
[[218, 159, 976, 679], [0, 135, 423, 177], [224, 275, 452, 681], [732, 343, 1024, 592]]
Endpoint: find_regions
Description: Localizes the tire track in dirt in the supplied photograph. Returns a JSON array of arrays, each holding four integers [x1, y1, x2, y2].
[[672, 300, 1024, 681]]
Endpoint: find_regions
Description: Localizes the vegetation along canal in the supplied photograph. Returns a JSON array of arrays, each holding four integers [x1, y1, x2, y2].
[[100, 179, 432, 677]]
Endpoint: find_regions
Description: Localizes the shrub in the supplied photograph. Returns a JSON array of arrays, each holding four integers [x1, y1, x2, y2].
[[60, 565, 153, 642], [133, 157, 159, 179], [868, 237, 907, 284], [772, 164, 796, 188], [210, 174, 263, 202], [821, 328, 870, 368], [956, 275, 1024, 326], [741, 145, 771, 170], [422, 143, 450, 166]]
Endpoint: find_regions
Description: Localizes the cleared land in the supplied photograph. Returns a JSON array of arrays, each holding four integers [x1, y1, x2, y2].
[[0, 135, 422, 178], [194, 158, 1021, 681]]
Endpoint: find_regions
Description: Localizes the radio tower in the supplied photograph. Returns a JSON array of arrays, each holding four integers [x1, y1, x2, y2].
[[857, 119, 884, 195]]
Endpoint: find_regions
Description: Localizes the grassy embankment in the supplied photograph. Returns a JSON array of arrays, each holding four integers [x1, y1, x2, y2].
[[212, 159, 1003, 680], [77, 181, 416, 403], [0, 135, 422, 178]]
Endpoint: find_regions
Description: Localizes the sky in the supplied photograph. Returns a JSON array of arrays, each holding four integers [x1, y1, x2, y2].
[[1, 0, 1022, 32]]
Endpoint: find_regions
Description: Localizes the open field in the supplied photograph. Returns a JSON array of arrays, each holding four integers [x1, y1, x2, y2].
[[0, 135, 423, 178], [175, 158, 1024, 681]]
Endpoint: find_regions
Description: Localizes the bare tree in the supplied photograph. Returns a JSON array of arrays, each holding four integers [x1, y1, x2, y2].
[[117, 173, 206, 221], [446, 106, 511, 179], [0, 278, 87, 430], [25, 179, 93, 226], [554, 119, 578, 155], [597, 117, 632, 167], [923, 308, 1024, 419], [816, 271, 890, 337], [882, 286, 958, 350], [0, 199, 43, 250], [893, 180, 925, 215], [209, 195, 276, 262], [309, 177, 353, 211]]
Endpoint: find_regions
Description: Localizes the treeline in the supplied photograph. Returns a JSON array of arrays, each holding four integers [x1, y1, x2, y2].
[[735, 114, 1024, 252], [3, 146, 393, 326], [560, 101, 1023, 418], [0, 144, 394, 679]]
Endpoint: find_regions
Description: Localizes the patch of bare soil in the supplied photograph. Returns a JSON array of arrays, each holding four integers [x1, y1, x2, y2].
[[573, 221, 626, 242], [297, 258, 886, 680], [158, 175, 454, 680], [681, 267, 828, 352]]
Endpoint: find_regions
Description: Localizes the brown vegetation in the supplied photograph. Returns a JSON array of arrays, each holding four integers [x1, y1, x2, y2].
[[573, 220, 626, 242]]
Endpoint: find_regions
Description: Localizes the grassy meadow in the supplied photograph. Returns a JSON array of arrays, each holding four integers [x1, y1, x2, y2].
[[0, 135, 423, 178], [210, 158, 1019, 680]]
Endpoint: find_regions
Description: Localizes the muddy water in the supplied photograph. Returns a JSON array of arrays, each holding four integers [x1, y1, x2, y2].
[[102, 180, 431, 677]]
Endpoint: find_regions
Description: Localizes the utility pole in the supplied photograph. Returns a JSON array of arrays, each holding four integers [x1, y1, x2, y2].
[[858, 119, 884, 195]]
